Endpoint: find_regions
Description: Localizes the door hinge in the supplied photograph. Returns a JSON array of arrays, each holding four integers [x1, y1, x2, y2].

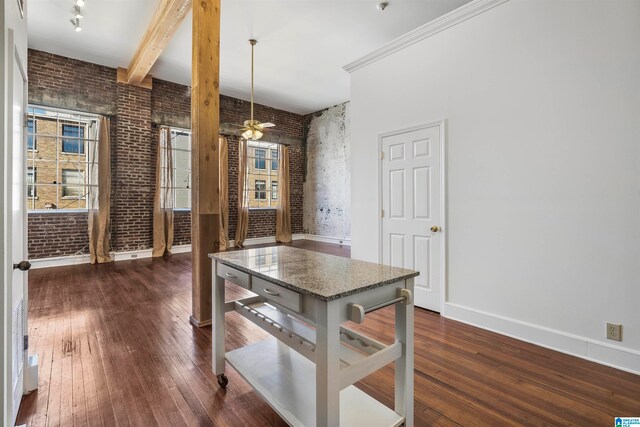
[[24, 113, 29, 128], [381, 209, 385, 218], [380, 151, 384, 160], [23, 335, 28, 351]]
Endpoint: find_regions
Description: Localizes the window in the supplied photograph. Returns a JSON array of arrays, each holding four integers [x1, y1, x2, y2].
[[255, 148, 266, 169], [27, 119, 36, 150], [62, 169, 84, 198], [27, 168, 36, 197], [164, 128, 192, 210], [255, 180, 267, 200], [62, 124, 85, 154], [246, 141, 279, 209], [26, 106, 99, 211]]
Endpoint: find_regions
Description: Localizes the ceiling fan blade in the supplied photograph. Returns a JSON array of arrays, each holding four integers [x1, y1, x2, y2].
[[260, 122, 276, 128]]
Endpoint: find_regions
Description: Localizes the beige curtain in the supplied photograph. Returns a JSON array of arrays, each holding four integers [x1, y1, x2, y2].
[[152, 127, 174, 257], [275, 144, 292, 243], [218, 137, 229, 251], [234, 138, 249, 247], [88, 116, 113, 264]]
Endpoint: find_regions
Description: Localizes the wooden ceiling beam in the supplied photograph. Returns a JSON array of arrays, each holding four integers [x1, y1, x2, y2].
[[125, 0, 192, 86]]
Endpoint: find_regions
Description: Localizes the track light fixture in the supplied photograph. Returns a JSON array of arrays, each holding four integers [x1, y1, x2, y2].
[[73, 5, 83, 19], [76, 0, 85, 6], [70, 17, 82, 32]]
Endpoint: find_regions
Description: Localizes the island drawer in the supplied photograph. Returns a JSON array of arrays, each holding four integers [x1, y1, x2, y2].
[[252, 277, 301, 313], [217, 263, 250, 289]]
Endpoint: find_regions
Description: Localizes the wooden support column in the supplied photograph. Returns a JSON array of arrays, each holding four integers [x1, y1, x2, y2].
[[190, 0, 221, 327]]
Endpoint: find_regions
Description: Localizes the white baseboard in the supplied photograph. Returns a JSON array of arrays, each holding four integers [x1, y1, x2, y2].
[[228, 233, 350, 247], [228, 235, 297, 247], [30, 234, 351, 269], [30, 244, 192, 269], [300, 234, 351, 246], [30, 254, 91, 269], [444, 302, 640, 375]]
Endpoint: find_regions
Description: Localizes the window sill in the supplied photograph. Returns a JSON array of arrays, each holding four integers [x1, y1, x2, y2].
[[174, 208, 191, 212], [61, 196, 83, 200], [28, 209, 88, 214], [249, 207, 277, 211], [28, 196, 39, 200]]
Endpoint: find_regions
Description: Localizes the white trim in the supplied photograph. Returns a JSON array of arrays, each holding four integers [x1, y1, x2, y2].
[[444, 303, 640, 375], [228, 235, 286, 247], [30, 244, 193, 269], [343, 0, 509, 73], [229, 234, 350, 248], [378, 120, 447, 313], [299, 234, 351, 246], [29, 235, 353, 269], [170, 245, 192, 254]]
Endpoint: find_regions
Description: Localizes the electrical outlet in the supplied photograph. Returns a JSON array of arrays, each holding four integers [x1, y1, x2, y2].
[[131, 254, 138, 259], [606, 323, 622, 341]]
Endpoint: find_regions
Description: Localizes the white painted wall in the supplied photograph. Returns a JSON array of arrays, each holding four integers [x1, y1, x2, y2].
[[304, 102, 351, 240], [349, 0, 640, 371]]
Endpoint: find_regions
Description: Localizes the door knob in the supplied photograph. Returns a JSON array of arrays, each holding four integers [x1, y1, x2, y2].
[[13, 260, 31, 271], [430, 226, 440, 233]]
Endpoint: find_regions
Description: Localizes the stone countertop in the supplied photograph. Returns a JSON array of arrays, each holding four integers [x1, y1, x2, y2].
[[209, 246, 419, 301]]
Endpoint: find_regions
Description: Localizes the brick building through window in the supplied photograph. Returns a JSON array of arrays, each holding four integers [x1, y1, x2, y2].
[[246, 141, 279, 209], [26, 106, 99, 211]]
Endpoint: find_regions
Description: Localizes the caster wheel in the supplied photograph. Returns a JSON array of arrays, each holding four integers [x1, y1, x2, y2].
[[217, 373, 229, 388]]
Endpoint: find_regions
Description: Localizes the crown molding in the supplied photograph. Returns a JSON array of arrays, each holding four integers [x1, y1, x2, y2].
[[343, 0, 509, 73]]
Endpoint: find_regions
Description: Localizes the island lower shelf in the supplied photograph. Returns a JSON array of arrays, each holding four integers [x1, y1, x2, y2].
[[226, 337, 404, 427]]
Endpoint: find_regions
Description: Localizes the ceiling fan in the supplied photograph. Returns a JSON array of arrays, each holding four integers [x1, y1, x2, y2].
[[233, 39, 275, 141]]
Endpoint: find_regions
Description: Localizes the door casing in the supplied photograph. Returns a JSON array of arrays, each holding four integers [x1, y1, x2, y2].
[[378, 120, 447, 313]]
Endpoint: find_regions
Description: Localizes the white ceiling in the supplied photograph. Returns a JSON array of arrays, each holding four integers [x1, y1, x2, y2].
[[28, 0, 470, 114]]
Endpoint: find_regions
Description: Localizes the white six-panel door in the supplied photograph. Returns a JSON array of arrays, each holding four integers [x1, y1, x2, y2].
[[381, 123, 443, 312]]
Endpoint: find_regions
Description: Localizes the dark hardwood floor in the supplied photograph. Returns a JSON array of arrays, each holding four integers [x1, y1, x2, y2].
[[17, 240, 640, 426]]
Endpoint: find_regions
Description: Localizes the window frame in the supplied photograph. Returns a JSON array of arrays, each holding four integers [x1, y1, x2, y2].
[[254, 148, 267, 170], [254, 179, 267, 200], [161, 127, 192, 211], [61, 169, 85, 199], [27, 119, 36, 150], [61, 123, 86, 154], [27, 167, 37, 198], [245, 140, 280, 210], [26, 105, 100, 212]]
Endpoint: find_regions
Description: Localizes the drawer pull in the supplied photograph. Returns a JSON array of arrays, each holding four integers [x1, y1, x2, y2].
[[225, 273, 237, 278], [263, 288, 280, 297]]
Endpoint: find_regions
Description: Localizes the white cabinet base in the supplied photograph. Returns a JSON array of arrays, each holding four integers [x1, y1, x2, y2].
[[227, 338, 404, 427]]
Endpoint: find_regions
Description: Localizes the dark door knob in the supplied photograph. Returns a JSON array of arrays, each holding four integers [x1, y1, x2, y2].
[[13, 261, 31, 271]]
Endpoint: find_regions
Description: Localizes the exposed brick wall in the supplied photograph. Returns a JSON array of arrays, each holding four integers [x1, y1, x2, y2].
[[151, 78, 191, 129], [220, 96, 304, 138], [28, 212, 89, 259], [27, 49, 305, 259], [114, 83, 154, 251], [28, 50, 117, 115], [173, 211, 191, 246]]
